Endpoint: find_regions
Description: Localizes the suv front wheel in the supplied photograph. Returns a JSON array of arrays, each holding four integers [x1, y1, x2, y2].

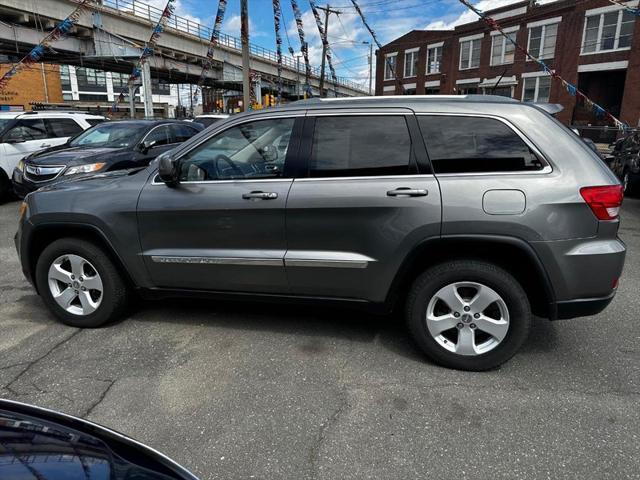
[[406, 260, 531, 371], [36, 238, 129, 327]]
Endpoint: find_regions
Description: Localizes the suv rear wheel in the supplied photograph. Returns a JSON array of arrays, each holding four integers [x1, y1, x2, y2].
[[35, 238, 129, 327], [406, 260, 531, 371]]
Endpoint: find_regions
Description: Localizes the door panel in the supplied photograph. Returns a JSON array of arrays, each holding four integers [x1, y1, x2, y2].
[[284, 113, 441, 303], [137, 116, 300, 293], [138, 179, 292, 292], [285, 175, 441, 302]]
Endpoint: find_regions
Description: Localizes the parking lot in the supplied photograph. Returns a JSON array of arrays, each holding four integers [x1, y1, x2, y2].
[[0, 197, 639, 479]]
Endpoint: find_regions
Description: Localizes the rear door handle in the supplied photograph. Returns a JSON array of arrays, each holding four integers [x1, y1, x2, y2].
[[242, 191, 278, 200], [40, 143, 51, 148], [387, 187, 428, 197]]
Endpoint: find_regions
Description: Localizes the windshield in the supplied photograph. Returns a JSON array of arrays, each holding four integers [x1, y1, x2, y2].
[[70, 123, 148, 148], [0, 119, 13, 133]]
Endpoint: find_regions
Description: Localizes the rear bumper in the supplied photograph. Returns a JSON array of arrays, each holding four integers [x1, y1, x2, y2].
[[553, 292, 616, 320]]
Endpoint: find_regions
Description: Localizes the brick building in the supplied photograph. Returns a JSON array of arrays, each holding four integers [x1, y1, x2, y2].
[[0, 63, 63, 111], [375, 0, 640, 128]]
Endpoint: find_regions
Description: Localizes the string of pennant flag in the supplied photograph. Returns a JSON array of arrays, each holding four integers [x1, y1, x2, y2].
[[457, 0, 628, 131], [272, 0, 284, 104], [193, 0, 228, 104], [290, 0, 313, 97], [0, 0, 95, 92], [112, 0, 177, 110]]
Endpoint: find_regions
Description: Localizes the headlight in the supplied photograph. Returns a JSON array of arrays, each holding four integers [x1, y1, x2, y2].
[[64, 162, 106, 176], [16, 159, 24, 172]]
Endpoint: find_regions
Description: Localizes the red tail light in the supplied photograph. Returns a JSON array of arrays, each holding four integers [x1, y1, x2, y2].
[[580, 185, 624, 220]]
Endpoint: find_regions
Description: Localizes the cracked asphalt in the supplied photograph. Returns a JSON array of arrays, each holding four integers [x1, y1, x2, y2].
[[1, 197, 639, 480]]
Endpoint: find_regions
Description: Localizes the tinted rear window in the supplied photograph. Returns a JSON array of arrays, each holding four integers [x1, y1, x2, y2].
[[309, 116, 413, 177], [418, 116, 545, 174]]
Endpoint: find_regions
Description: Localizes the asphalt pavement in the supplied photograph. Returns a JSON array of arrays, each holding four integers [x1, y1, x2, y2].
[[0, 197, 639, 480]]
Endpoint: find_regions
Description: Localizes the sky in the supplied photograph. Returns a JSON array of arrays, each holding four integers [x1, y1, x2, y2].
[[144, 0, 556, 92]]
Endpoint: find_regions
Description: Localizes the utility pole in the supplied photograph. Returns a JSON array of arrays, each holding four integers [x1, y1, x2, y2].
[[368, 42, 373, 96], [240, 0, 251, 112], [317, 5, 340, 98]]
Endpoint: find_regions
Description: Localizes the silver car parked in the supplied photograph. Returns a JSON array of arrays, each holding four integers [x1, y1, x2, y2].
[[15, 96, 626, 370]]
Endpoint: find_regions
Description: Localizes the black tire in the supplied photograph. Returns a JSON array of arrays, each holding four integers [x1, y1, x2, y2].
[[623, 170, 640, 197], [406, 260, 531, 371], [35, 238, 129, 327]]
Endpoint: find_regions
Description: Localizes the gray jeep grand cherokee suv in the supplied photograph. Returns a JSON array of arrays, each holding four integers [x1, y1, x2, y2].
[[15, 96, 626, 371]]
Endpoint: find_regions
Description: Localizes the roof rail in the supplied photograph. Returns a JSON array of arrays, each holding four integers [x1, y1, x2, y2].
[[293, 94, 520, 104]]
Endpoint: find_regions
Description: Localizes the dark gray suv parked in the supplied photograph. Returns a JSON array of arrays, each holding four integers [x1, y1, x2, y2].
[[15, 96, 626, 371]]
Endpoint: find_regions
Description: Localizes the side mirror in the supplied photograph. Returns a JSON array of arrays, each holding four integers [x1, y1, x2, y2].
[[139, 139, 157, 153], [158, 153, 180, 186]]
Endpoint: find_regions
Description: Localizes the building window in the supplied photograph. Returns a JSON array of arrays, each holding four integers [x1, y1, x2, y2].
[[459, 38, 481, 70], [483, 86, 513, 98], [152, 78, 171, 96], [425, 87, 440, 95], [60, 65, 72, 90], [405, 87, 417, 95], [78, 93, 108, 102], [522, 76, 551, 103], [427, 45, 442, 74], [528, 23, 558, 59], [404, 50, 418, 78], [111, 72, 129, 90], [384, 53, 397, 80], [76, 68, 107, 91], [582, 9, 635, 54], [490, 32, 517, 66], [457, 84, 478, 95]]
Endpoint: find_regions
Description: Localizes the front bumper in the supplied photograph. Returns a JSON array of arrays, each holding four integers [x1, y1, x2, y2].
[[11, 168, 38, 198]]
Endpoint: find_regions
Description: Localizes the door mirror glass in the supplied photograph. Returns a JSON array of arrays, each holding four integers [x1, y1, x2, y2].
[[158, 153, 180, 186]]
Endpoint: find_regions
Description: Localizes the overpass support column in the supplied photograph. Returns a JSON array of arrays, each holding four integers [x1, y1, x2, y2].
[[142, 62, 154, 118], [128, 85, 136, 119]]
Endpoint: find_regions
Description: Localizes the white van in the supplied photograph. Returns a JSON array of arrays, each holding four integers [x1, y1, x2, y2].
[[0, 111, 105, 197]]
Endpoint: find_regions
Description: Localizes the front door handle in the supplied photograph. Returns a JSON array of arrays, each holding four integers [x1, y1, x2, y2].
[[242, 191, 278, 200], [387, 187, 428, 197], [40, 143, 51, 148]]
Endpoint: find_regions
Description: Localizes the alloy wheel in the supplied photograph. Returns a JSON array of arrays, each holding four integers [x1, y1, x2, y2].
[[426, 281, 509, 356], [47, 254, 104, 316]]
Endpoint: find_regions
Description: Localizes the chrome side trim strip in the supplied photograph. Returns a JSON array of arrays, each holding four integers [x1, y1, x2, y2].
[[151, 256, 283, 266], [151, 177, 292, 186], [285, 259, 369, 269], [294, 174, 435, 182]]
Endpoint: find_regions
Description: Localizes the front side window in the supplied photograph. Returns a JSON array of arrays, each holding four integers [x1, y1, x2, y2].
[[404, 50, 418, 77], [178, 118, 295, 181], [582, 9, 635, 53], [490, 32, 517, 66], [418, 116, 545, 174], [522, 76, 552, 103], [309, 116, 413, 178], [143, 126, 172, 147], [384, 54, 397, 80], [427, 46, 442, 74], [528, 23, 558, 59], [3, 119, 48, 142], [45, 119, 83, 138], [460, 38, 481, 70]]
